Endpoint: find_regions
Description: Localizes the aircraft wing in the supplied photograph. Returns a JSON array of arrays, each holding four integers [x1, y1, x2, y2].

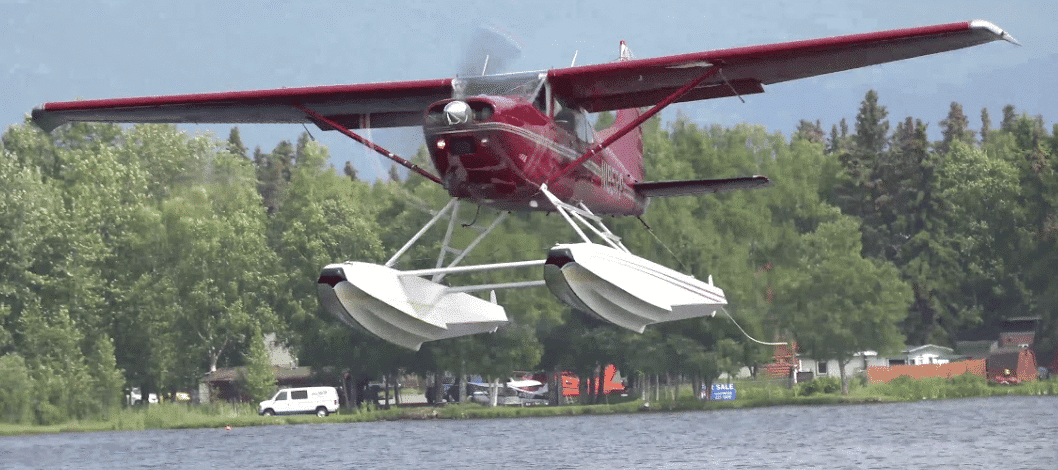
[[506, 379, 543, 389], [32, 78, 453, 133], [547, 20, 1017, 112]]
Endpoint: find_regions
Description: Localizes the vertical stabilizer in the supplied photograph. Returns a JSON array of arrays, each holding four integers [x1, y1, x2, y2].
[[597, 40, 643, 181]]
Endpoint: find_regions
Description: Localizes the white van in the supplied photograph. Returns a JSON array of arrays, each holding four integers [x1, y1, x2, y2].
[[258, 387, 340, 417]]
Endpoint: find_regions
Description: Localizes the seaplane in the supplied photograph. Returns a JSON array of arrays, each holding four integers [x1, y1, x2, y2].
[[32, 20, 1018, 351], [466, 376, 550, 407]]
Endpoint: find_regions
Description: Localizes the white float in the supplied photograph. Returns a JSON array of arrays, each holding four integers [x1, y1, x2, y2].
[[317, 261, 508, 351], [543, 242, 727, 333]]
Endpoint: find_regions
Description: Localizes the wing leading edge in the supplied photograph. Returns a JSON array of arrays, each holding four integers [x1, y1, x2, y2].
[[32, 78, 453, 133], [548, 20, 1018, 112], [31, 20, 1016, 133]]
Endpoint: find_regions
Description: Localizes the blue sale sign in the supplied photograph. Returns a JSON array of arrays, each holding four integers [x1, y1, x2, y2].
[[709, 383, 736, 401]]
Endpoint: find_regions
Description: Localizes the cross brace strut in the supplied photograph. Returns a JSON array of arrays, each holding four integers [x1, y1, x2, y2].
[[295, 104, 442, 185], [546, 65, 721, 185]]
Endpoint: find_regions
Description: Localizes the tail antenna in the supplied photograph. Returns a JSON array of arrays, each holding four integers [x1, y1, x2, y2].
[[619, 40, 633, 61]]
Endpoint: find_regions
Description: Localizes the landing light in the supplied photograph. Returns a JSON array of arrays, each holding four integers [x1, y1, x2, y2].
[[436, 139, 446, 150]]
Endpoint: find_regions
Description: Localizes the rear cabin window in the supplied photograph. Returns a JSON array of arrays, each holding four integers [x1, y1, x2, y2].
[[291, 390, 308, 400]]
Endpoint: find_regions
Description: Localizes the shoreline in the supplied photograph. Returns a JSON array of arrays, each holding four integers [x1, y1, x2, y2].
[[3, 380, 1054, 437]]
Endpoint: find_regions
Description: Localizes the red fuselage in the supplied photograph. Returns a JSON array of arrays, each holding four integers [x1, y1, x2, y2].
[[423, 95, 647, 216]]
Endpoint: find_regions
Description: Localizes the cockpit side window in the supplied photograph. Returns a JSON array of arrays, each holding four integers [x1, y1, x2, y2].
[[551, 96, 593, 143], [553, 99, 575, 134], [534, 86, 547, 113], [575, 112, 595, 144]]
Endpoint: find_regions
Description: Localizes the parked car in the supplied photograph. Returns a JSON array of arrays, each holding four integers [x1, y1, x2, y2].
[[258, 387, 340, 417], [127, 387, 158, 406]]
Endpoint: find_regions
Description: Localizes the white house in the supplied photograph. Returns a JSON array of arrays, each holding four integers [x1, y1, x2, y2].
[[895, 344, 954, 366], [795, 345, 955, 380]]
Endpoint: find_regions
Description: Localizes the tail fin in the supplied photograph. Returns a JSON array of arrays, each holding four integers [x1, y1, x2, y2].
[[594, 40, 644, 181], [597, 107, 644, 182]]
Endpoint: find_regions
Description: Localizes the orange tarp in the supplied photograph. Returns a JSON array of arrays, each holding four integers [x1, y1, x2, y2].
[[866, 359, 986, 384]]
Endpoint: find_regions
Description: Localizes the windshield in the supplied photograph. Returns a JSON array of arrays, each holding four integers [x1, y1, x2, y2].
[[452, 71, 545, 100]]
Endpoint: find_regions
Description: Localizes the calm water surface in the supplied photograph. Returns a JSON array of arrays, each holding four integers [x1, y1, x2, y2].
[[2, 395, 1055, 469]]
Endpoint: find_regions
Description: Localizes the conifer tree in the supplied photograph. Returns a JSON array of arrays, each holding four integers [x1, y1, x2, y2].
[[343, 160, 359, 181], [832, 90, 889, 229], [256, 141, 295, 213], [980, 108, 992, 145], [793, 119, 825, 144], [827, 124, 840, 155], [1001, 104, 1017, 132], [938, 102, 974, 154], [853, 90, 890, 157], [227, 127, 248, 159], [294, 132, 312, 168]]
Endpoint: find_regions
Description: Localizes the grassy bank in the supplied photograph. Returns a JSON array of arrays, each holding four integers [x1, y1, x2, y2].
[[3, 375, 1055, 436]]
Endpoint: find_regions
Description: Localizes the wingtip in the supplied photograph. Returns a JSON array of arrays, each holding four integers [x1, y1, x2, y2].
[[969, 19, 1021, 46], [30, 106, 66, 133]]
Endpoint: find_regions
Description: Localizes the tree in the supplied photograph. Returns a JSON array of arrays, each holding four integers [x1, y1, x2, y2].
[[227, 127, 248, 159], [853, 90, 890, 158], [930, 141, 1024, 341], [938, 102, 974, 155], [86, 334, 125, 419], [19, 306, 96, 424], [158, 183, 279, 383], [239, 327, 277, 403], [980, 107, 992, 144], [0, 353, 32, 423], [255, 140, 295, 213], [832, 90, 889, 226], [476, 324, 543, 405], [343, 160, 359, 181], [777, 217, 911, 394], [793, 119, 825, 145], [1000, 104, 1017, 132], [388, 163, 403, 182]]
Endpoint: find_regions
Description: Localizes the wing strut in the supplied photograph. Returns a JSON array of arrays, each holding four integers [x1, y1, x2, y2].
[[295, 104, 443, 185], [545, 65, 721, 185]]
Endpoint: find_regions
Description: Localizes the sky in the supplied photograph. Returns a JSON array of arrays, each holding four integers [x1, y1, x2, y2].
[[2, 0, 1054, 181]]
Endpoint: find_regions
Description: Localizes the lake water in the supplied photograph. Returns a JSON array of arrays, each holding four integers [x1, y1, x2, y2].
[[2, 395, 1055, 469]]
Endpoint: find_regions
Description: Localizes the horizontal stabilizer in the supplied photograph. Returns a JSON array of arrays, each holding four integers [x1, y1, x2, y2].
[[633, 175, 771, 197]]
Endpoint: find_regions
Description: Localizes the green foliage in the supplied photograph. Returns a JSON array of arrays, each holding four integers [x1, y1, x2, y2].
[[777, 216, 911, 393], [796, 376, 841, 396], [868, 373, 998, 401], [946, 372, 990, 398], [85, 334, 125, 419], [0, 354, 32, 423], [1, 94, 1056, 425], [238, 327, 277, 403], [874, 375, 946, 400]]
